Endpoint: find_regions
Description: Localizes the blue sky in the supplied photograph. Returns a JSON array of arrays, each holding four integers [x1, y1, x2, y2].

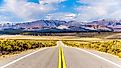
[[0, 0, 121, 23]]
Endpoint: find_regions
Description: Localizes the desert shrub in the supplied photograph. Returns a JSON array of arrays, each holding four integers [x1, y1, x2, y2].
[[0, 39, 57, 55], [63, 40, 121, 58]]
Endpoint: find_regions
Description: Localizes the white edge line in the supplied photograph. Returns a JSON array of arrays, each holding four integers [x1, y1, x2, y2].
[[60, 41, 121, 68], [72, 47, 121, 68], [0, 47, 49, 68]]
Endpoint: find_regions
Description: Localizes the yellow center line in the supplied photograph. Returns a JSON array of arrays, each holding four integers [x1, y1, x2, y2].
[[58, 47, 67, 68]]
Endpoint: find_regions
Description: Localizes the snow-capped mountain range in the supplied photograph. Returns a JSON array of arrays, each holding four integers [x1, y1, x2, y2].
[[0, 19, 121, 32]]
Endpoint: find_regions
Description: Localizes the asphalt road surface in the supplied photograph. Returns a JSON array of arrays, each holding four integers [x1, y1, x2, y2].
[[63, 47, 120, 68], [0, 41, 121, 68]]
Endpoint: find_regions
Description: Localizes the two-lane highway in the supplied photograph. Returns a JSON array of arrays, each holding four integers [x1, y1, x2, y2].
[[0, 41, 121, 68], [0, 47, 59, 68]]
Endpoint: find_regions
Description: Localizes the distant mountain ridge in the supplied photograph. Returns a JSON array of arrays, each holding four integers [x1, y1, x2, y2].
[[0, 19, 121, 33], [88, 19, 121, 31]]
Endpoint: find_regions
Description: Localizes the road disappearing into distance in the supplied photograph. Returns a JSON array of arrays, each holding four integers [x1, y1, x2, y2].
[[0, 41, 121, 68]]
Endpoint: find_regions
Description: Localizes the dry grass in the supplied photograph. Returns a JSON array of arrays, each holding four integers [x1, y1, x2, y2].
[[0, 35, 103, 41], [0, 32, 121, 42]]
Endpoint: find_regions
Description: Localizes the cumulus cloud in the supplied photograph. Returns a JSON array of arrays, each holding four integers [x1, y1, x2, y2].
[[76, 0, 121, 21], [1, 0, 121, 23], [45, 12, 76, 21], [2, 0, 66, 21], [39, 0, 66, 4]]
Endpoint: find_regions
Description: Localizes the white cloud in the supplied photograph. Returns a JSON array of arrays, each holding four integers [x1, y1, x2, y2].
[[39, 0, 66, 4], [45, 12, 76, 21], [76, 0, 121, 21], [2, 0, 121, 22], [0, 15, 14, 24], [2, 0, 66, 21], [109, 10, 121, 19]]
